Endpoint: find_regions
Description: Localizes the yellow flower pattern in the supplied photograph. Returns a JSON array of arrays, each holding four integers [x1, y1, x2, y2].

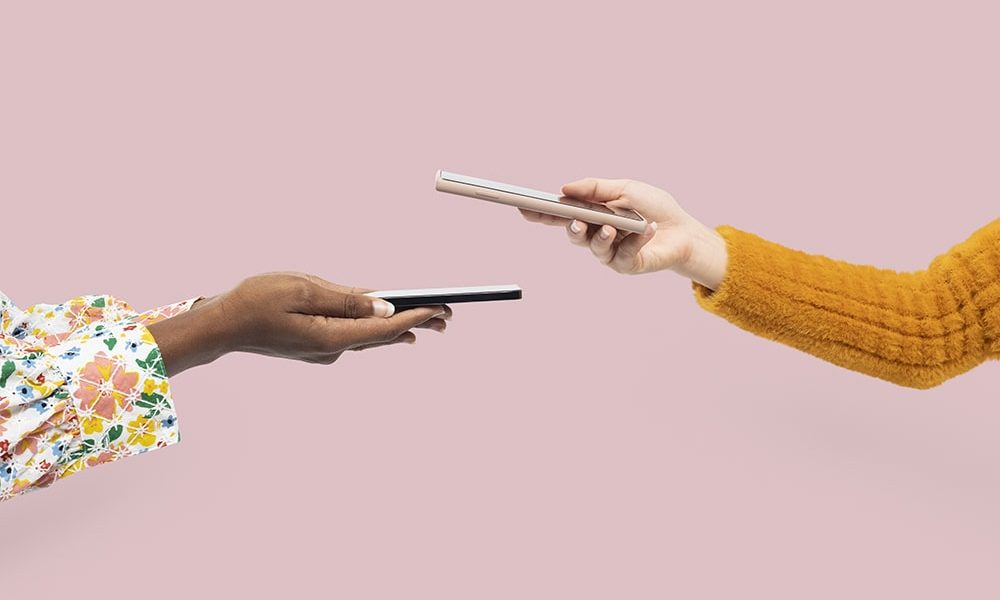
[[126, 416, 159, 448]]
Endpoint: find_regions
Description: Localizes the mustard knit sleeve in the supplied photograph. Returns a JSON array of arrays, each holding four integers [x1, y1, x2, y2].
[[692, 219, 1000, 389]]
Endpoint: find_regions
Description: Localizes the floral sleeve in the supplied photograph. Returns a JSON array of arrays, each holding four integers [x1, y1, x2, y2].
[[0, 292, 200, 502]]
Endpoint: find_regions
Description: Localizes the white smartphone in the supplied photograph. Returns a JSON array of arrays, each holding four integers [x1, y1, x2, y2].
[[367, 284, 522, 309], [435, 170, 648, 234]]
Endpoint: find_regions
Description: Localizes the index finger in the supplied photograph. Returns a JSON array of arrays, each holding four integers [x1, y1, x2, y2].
[[344, 305, 448, 348], [518, 208, 571, 227]]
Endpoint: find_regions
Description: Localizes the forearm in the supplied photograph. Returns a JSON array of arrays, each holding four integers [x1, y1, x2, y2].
[[146, 294, 234, 377], [686, 220, 1000, 388]]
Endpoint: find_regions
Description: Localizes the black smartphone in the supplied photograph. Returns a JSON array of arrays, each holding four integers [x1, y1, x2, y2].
[[367, 284, 522, 309]]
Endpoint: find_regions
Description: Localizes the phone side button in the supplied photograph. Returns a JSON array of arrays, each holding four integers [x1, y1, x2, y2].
[[474, 191, 500, 200]]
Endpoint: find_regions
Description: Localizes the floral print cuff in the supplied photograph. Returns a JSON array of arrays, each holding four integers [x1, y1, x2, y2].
[[1, 293, 199, 502]]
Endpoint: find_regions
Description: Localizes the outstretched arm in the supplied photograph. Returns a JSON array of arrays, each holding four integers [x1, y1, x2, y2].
[[519, 177, 999, 388], [1, 273, 449, 502]]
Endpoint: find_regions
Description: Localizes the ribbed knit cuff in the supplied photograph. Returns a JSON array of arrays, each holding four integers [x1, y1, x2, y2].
[[927, 220, 1000, 357]]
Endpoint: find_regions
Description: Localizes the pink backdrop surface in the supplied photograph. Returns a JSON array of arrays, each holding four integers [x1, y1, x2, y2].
[[2, 1, 999, 598]]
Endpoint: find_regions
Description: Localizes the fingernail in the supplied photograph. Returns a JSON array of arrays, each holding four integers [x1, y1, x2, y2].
[[373, 300, 395, 317], [600, 226, 612, 239], [570, 221, 582, 234]]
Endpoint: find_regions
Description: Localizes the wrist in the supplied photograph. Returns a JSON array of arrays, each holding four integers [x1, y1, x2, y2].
[[672, 221, 728, 290], [147, 294, 236, 376]]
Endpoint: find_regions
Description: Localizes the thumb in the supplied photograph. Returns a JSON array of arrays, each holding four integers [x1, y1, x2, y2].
[[306, 285, 395, 319], [561, 178, 628, 204]]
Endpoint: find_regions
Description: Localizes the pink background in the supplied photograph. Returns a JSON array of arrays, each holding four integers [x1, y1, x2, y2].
[[2, 1, 999, 598]]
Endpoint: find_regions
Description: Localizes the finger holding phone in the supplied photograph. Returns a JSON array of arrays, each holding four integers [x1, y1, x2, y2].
[[519, 178, 728, 290]]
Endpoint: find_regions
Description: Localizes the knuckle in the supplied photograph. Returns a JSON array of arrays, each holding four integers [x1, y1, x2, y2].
[[342, 293, 360, 318]]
